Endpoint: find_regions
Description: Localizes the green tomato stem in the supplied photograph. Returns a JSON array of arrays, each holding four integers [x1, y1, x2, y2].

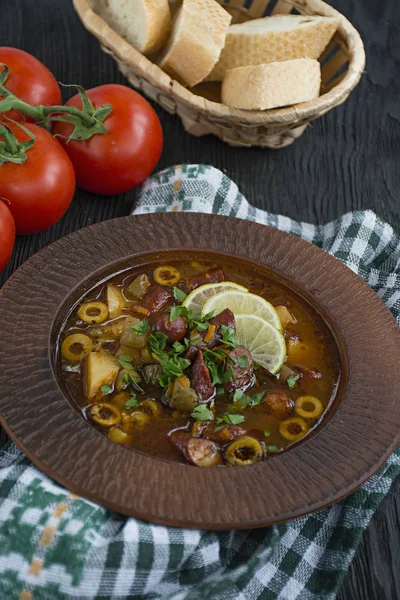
[[0, 121, 36, 165], [0, 94, 49, 124], [45, 104, 95, 127], [0, 122, 18, 153], [0, 93, 103, 129], [0, 63, 111, 140]]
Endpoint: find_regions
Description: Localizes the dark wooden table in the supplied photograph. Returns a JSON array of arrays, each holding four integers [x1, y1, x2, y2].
[[1, 1, 399, 598]]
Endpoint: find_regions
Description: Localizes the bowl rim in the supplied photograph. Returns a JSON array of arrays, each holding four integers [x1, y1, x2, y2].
[[0, 213, 399, 530], [73, 0, 366, 125]]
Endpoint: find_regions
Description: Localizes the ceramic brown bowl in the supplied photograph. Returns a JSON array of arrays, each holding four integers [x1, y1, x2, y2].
[[0, 213, 399, 530]]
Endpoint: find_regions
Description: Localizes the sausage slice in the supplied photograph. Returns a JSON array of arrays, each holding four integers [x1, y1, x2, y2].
[[169, 431, 222, 467], [225, 345, 254, 391], [191, 350, 215, 402]]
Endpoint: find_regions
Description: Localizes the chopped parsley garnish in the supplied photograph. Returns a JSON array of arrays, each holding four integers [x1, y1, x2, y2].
[[250, 392, 264, 407], [287, 374, 297, 389], [173, 287, 187, 303], [220, 348, 235, 363], [220, 325, 237, 348], [202, 311, 216, 322], [122, 372, 132, 385], [172, 339, 189, 354], [224, 367, 235, 383], [224, 413, 246, 425], [264, 430, 271, 437], [158, 375, 169, 388], [191, 318, 210, 332], [100, 384, 112, 395], [122, 373, 130, 385], [190, 332, 202, 346], [118, 354, 135, 370], [233, 389, 264, 410], [214, 412, 246, 430], [125, 394, 140, 408], [121, 370, 144, 392], [266, 445, 280, 453], [149, 332, 168, 355], [191, 404, 214, 421], [204, 349, 233, 386], [169, 305, 189, 322], [232, 389, 251, 409], [236, 354, 249, 368], [169, 306, 214, 329], [157, 354, 191, 386], [205, 360, 219, 386], [119, 353, 134, 361], [189, 310, 215, 332], [203, 348, 223, 360], [162, 355, 191, 378], [131, 318, 149, 336]]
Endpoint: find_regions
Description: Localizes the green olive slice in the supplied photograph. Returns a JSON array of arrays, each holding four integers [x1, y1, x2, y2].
[[295, 396, 323, 419], [90, 402, 121, 427], [225, 436, 263, 466], [279, 417, 309, 441], [78, 301, 109, 324], [61, 334, 93, 362]]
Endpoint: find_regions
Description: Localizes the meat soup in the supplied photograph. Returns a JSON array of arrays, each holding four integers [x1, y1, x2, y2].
[[59, 257, 340, 467]]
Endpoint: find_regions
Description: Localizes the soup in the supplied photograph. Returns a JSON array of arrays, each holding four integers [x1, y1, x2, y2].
[[58, 257, 340, 467]]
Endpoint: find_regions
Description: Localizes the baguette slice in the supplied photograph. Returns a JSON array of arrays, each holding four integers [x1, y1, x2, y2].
[[91, 0, 171, 55], [208, 14, 338, 81], [158, 0, 232, 87], [221, 59, 321, 110]]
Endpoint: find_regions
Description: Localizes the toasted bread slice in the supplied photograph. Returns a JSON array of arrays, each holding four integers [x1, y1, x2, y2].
[[221, 58, 321, 110], [208, 14, 338, 81]]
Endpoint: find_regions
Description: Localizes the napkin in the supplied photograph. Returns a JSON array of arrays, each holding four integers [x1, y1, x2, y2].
[[0, 164, 399, 600]]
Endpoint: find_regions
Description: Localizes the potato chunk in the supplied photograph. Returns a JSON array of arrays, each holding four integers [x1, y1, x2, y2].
[[120, 315, 148, 349], [106, 284, 127, 319], [85, 352, 120, 399], [89, 317, 126, 339], [287, 339, 312, 365], [275, 305, 296, 327]]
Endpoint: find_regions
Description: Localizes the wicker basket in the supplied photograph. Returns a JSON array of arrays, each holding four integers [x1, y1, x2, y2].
[[73, 0, 365, 148]]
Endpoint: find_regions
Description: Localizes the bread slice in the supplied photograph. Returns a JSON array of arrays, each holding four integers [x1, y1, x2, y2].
[[221, 59, 321, 110], [208, 14, 338, 81], [91, 0, 171, 55], [158, 0, 232, 87]]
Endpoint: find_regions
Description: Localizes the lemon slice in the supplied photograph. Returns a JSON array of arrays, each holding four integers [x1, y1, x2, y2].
[[182, 281, 248, 317], [235, 314, 286, 374], [202, 290, 282, 331]]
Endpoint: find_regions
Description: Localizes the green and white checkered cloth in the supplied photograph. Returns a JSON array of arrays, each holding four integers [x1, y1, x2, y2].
[[1, 164, 399, 600]]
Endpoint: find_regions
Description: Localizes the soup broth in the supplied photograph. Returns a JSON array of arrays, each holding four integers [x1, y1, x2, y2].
[[58, 256, 341, 467]]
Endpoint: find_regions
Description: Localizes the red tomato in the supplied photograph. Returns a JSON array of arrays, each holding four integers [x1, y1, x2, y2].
[[0, 123, 76, 234], [0, 201, 15, 272], [53, 84, 163, 195], [0, 47, 61, 122]]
